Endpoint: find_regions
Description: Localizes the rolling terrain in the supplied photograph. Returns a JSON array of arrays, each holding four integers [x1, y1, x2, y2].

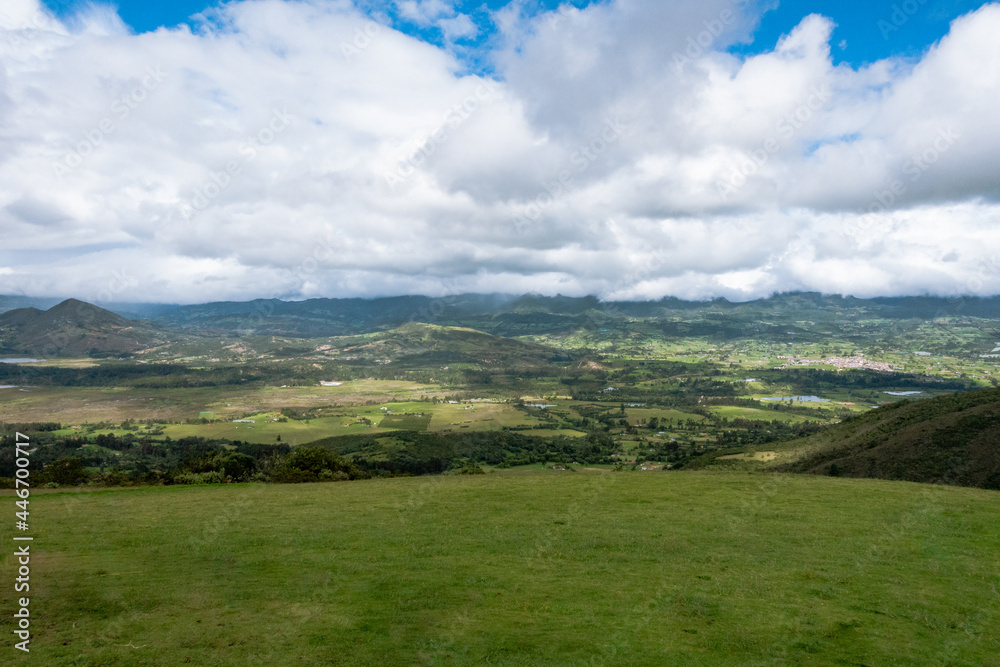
[[770, 387, 1000, 489], [316, 321, 574, 370]]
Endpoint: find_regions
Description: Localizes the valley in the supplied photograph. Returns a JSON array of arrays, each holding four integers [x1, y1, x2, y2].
[[1, 293, 997, 488]]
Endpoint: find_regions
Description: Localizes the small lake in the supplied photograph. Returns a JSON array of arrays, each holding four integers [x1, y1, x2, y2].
[[884, 391, 923, 396], [0, 358, 40, 363], [761, 395, 829, 402], [0, 385, 18, 389]]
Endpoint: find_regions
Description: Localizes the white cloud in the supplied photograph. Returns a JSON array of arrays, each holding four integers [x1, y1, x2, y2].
[[438, 13, 476, 41], [397, 0, 454, 25], [0, 0, 998, 304]]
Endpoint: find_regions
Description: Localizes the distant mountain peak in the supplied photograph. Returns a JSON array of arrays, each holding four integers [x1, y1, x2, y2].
[[49, 298, 126, 318], [0, 298, 155, 356]]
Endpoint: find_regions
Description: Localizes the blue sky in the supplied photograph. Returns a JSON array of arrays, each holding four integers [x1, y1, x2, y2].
[[6, 0, 999, 302], [738, 0, 988, 64], [43, 0, 987, 69]]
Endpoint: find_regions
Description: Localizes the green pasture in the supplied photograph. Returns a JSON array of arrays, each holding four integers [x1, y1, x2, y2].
[[4, 471, 997, 665], [0, 381, 445, 425], [707, 406, 817, 423]]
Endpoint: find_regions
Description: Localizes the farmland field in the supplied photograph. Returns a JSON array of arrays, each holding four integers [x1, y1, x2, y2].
[[0, 381, 446, 424], [3, 470, 998, 665]]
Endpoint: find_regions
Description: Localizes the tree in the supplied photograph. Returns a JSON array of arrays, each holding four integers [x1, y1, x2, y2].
[[43, 458, 90, 486], [273, 446, 363, 483], [185, 451, 258, 482]]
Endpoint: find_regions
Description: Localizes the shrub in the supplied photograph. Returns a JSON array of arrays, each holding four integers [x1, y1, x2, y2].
[[272, 446, 365, 483], [173, 471, 225, 485]]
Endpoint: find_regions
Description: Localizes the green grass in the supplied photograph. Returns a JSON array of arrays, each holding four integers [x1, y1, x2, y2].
[[708, 406, 816, 423], [620, 407, 707, 423], [521, 428, 587, 438], [368, 401, 539, 432], [3, 471, 998, 665], [376, 414, 433, 431], [163, 416, 388, 446]]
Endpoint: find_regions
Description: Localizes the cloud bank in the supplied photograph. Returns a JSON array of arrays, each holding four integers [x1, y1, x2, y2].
[[0, 0, 998, 304]]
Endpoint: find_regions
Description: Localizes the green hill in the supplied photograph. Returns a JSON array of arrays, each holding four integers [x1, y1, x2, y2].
[[0, 298, 163, 356], [771, 387, 1000, 488], [323, 321, 574, 370]]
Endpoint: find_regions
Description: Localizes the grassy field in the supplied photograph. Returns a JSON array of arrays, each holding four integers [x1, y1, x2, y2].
[[3, 471, 998, 665], [706, 406, 813, 423], [162, 416, 390, 446], [0, 381, 445, 424]]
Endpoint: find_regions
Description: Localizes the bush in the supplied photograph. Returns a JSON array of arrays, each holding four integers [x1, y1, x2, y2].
[[173, 471, 225, 485], [271, 446, 365, 483], [94, 468, 132, 487], [185, 451, 258, 482]]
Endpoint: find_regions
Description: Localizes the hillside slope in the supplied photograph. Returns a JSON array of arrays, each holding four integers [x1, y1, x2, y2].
[[321, 321, 573, 370], [0, 298, 163, 356], [773, 387, 1000, 489]]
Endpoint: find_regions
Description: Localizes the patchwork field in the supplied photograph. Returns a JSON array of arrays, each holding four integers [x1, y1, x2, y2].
[[706, 406, 810, 422], [0, 380, 445, 424], [3, 470, 997, 665]]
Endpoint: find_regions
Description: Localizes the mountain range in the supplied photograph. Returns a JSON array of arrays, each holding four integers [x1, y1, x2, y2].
[[2, 291, 999, 356]]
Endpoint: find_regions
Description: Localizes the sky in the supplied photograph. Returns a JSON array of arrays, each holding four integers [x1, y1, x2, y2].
[[0, 0, 998, 305]]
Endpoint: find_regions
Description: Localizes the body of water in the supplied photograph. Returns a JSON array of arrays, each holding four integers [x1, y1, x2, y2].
[[884, 391, 923, 396], [0, 358, 40, 363]]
